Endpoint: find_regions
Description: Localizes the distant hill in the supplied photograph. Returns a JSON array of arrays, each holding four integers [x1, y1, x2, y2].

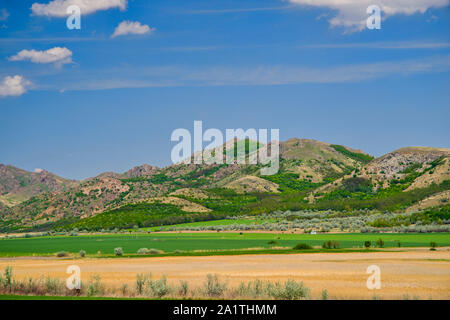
[[0, 164, 78, 207], [1, 140, 448, 233], [310, 146, 450, 204], [277, 138, 370, 183]]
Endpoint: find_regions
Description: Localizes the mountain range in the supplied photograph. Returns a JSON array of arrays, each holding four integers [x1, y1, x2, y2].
[[0, 138, 448, 232]]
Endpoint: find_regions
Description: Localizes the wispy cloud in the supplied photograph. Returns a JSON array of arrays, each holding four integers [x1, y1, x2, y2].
[[31, 0, 127, 17], [158, 46, 224, 52], [0, 36, 104, 43], [183, 5, 295, 14], [301, 41, 450, 49], [50, 55, 450, 92]]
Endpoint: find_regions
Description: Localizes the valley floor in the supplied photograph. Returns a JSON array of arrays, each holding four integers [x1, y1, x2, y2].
[[2, 232, 449, 257], [1, 249, 449, 300]]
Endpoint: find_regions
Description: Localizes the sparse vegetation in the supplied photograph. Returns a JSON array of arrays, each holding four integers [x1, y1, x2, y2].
[[293, 243, 313, 250], [322, 240, 340, 249], [0, 266, 316, 299], [203, 274, 227, 297], [137, 248, 149, 254], [114, 247, 123, 256], [330, 145, 374, 164], [265, 279, 310, 300], [56, 251, 68, 257], [376, 238, 384, 248]]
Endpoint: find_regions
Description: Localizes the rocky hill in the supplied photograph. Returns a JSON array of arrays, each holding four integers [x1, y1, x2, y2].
[[310, 146, 450, 200], [0, 164, 78, 207], [1, 140, 448, 233], [277, 138, 371, 182]]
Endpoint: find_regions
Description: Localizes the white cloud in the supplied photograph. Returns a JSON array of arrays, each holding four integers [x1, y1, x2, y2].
[[9, 47, 73, 67], [0, 8, 9, 21], [31, 0, 127, 17], [0, 75, 30, 97], [288, 0, 449, 31], [111, 21, 155, 38]]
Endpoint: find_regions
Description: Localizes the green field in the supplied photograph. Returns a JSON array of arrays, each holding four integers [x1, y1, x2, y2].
[[141, 218, 268, 231], [0, 232, 448, 257]]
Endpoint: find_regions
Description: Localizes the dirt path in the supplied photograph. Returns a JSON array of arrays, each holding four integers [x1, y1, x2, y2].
[[1, 250, 449, 299]]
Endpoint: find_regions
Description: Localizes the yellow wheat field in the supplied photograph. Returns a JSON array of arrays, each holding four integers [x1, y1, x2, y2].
[[1, 249, 449, 299]]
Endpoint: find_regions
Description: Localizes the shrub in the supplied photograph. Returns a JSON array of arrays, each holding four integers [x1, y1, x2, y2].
[[23, 277, 41, 294], [0, 266, 13, 292], [136, 274, 146, 295], [268, 240, 278, 245], [45, 277, 62, 295], [322, 241, 340, 249], [114, 247, 123, 256], [321, 289, 329, 300], [364, 241, 371, 248], [203, 274, 226, 297], [376, 238, 384, 248], [148, 248, 163, 255], [266, 279, 310, 300], [120, 284, 128, 295], [56, 251, 68, 257], [137, 248, 150, 254], [149, 275, 171, 298], [86, 274, 103, 296], [430, 242, 437, 251], [293, 243, 312, 250], [178, 280, 189, 296], [79, 250, 86, 258], [235, 279, 265, 298]]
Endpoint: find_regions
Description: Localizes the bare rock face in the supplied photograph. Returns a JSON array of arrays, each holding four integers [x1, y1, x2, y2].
[[124, 164, 159, 178], [364, 147, 450, 179]]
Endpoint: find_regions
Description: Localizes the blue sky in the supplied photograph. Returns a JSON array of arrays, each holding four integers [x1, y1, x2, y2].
[[0, 0, 449, 179]]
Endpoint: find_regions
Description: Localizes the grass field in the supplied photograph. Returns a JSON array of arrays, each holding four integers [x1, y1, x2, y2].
[[140, 218, 265, 231], [0, 232, 449, 257]]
